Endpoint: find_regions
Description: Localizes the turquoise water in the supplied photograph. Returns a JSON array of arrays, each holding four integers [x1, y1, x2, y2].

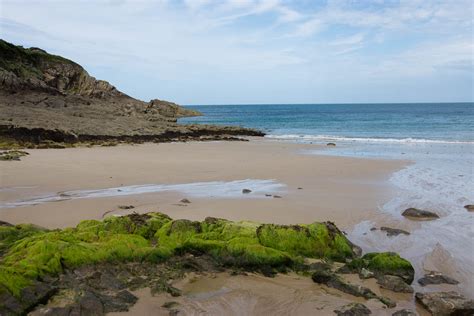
[[180, 103, 474, 142]]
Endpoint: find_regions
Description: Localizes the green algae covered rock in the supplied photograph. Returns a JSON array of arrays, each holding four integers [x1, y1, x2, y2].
[[346, 252, 415, 284], [0, 212, 395, 309]]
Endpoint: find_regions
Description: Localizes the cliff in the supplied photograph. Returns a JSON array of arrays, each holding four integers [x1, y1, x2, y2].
[[0, 40, 262, 147]]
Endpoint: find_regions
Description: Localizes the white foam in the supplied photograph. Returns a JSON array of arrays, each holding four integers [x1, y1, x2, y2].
[[0, 179, 286, 209], [266, 134, 474, 144]]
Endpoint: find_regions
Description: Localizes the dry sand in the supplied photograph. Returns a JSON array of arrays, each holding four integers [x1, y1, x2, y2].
[[0, 139, 405, 229]]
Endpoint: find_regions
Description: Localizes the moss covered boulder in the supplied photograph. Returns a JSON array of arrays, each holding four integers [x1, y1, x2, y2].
[[345, 252, 415, 284]]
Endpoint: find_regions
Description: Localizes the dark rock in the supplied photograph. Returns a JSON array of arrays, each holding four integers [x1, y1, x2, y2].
[[297, 187, 303, 190], [162, 301, 179, 309], [392, 309, 417, 316], [272, 195, 282, 198], [370, 227, 377, 231], [180, 198, 191, 204], [380, 227, 410, 237], [377, 275, 414, 293], [242, 189, 252, 194], [265, 194, 272, 197], [0, 220, 13, 226], [415, 291, 474, 316], [118, 205, 134, 210], [334, 302, 371, 315], [402, 208, 439, 220], [418, 272, 459, 286], [327, 143, 336, 147], [464, 205, 474, 212], [78, 291, 104, 315]]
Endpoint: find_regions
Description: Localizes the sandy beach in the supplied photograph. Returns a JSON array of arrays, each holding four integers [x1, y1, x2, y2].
[[0, 139, 405, 229]]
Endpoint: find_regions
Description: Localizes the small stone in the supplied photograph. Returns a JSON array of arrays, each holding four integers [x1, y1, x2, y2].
[[265, 194, 272, 197], [402, 208, 439, 220], [118, 205, 135, 210], [359, 268, 374, 279], [297, 187, 303, 190], [418, 272, 459, 286], [380, 227, 410, 237], [242, 189, 252, 194], [464, 205, 474, 212], [377, 275, 414, 293], [180, 198, 191, 204], [327, 143, 336, 147], [273, 195, 282, 198], [334, 302, 371, 315], [370, 227, 377, 231]]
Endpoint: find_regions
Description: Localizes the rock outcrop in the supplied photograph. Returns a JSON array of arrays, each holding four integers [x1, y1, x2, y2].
[[0, 40, 263, 148], [415, 292, 474, 316]]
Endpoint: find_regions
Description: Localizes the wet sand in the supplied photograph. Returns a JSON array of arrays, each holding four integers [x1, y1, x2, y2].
[[0, 139, 405, 229]]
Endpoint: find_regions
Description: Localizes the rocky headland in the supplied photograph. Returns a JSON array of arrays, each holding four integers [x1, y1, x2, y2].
[[0, 40, 263, 149]]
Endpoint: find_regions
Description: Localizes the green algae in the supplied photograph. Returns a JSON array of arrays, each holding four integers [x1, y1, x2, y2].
[[0, 213, 409, 299]]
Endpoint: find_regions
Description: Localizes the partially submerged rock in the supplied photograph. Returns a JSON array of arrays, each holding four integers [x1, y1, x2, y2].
[[180, 198, 191, 204], [377, 275, 414, 293], [415, 291, 474, 316], [242, 189, 252, 194], [464, 205, 474, 212], [327, 143, 336, 147], [417, 272, 459, 286], [402, 208, 439, 220], [380, 227, 410, 237], [334, 302, 371, 315]]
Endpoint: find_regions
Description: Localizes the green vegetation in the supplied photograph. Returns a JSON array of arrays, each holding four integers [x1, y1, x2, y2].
[[0, 213, 359, 298], [346, 252, 415, 283], [0, 39, 77, 81]]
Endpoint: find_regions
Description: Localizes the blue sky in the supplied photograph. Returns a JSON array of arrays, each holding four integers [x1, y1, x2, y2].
[[1, 0, 473, 104]]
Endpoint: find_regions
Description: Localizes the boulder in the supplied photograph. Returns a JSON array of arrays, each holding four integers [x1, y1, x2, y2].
[[417, 272, 459, 286], [380, 227, 410, 237], [334, 302, 371, 315], [402, 208, 439, 220], [415, 291, 474, 316], [377, 275, 414, 293]]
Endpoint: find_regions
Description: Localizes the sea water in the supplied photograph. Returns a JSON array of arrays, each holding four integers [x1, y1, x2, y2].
[[181, 103, 474, 295]]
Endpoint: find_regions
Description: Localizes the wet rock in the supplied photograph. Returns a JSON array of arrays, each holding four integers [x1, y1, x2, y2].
[[415, 291, 474, 316], [0, 220, 13, 227], [402, 208, 439, 220], [464, 205, 474, 212], [370, 227, 377, 231], [118, 205, 135, 210], [327, 143, 336, 147], [392, 309, 417, 316], [380, 227, 410, 237], [78, 291, 104, 315], [359, 268, 374, 279], [0, 150, 29, 161], [162, 301, 179, 309], [417, 272, 459, 286], [334, 302, 371, 315], [180, 198, 191, 204], [273, 195, 282, 198], [242, 189, 252, 194], [377, 275, 414, 293]]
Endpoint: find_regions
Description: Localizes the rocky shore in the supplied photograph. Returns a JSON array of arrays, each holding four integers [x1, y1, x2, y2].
[[0, 40, 263, 149], [1, 212, 472, 315]]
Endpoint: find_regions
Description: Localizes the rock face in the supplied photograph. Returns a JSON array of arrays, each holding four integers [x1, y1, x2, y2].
[[0, 40, 263, 147], [417, 272, 459, 286], [415, 292, 474, 316], [402, 208, 439, 220]]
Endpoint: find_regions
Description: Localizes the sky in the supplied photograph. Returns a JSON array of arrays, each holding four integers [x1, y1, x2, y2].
[[1, 0, 473, 104]]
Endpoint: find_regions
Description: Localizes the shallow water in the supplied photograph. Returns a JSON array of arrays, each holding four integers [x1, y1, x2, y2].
[[0, 179, 286, 209]]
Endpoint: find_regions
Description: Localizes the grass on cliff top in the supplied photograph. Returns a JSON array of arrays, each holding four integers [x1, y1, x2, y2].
[[0, 212, 407, 298], [0, 39, 78, 80]]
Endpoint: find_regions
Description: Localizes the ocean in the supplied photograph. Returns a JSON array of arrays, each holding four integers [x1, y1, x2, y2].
[[181, 103, 474, 295]]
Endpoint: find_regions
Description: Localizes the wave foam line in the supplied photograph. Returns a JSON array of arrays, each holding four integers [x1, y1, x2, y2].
[[0, 179, 286, 209], [265, 134, 474, 144]]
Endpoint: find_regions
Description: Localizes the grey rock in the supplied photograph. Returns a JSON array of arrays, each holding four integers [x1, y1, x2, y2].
[[359, 268, 374, 279], [464, 205, 474, 212], [334, 302, 371, 315], [380, 226, 410, 236], [180, 198, 191, 204], [415, 291, 474, 316], [392, 309, 417, 316], [418, 272, 459, 286], [242, 189, 252, 194], [377, 275, 414, 293], [402, 208, 439, 220]]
